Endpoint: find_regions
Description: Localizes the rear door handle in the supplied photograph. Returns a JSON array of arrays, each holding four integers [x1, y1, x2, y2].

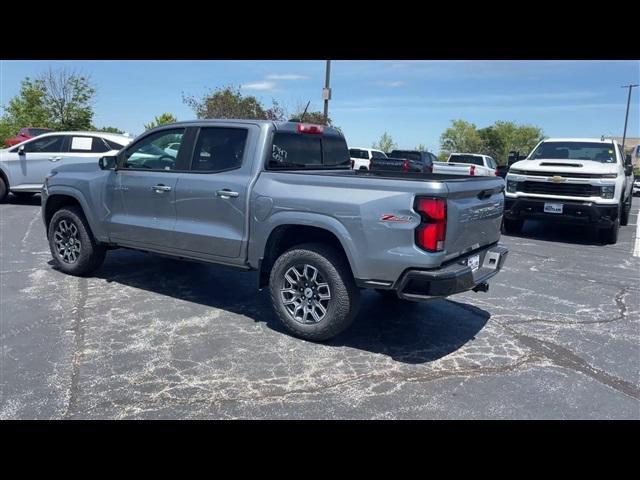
[[49, 156, 62, 162], [216, 189, 239, 199], [152, 184, 172, 192]]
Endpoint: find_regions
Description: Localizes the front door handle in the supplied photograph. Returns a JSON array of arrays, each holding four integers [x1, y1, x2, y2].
[[152, 184, 172, 193], [216, 189, 239, 199], [49, 156, 62, 162]]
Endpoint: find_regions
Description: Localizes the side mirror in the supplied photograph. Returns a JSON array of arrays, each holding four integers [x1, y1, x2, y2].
[[17, 145, 25, 155], [625, 154, 632, 166], [625, 164, 633, 176], [99, 155, 117, 170]]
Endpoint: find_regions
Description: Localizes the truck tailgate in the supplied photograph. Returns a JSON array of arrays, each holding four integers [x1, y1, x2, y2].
[[443, 177, 505, 260]]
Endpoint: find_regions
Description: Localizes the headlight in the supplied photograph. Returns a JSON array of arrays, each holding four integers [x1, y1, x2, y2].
[[600, 185, 615, 199], [507, 180, 520, 193]]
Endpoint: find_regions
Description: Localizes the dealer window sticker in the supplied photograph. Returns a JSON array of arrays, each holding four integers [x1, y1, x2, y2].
[[71, 137, 93, 151]]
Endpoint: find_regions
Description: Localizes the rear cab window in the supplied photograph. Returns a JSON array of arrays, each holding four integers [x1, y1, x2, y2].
[[449, 154, 484, 166], [268, 131, 350, 170]]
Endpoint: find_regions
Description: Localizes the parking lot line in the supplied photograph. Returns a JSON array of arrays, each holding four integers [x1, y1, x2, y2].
[[634, 218, 640, 257]]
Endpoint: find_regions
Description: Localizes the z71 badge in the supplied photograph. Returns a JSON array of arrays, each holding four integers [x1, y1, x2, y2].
[[380, 214, 413, 223]]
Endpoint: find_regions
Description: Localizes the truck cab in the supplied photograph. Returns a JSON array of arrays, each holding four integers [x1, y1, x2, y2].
[[348, 147, 387, 170], [504, 137, 634, 244]]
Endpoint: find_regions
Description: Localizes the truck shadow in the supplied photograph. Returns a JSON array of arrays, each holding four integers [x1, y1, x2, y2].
[[6, 194, 41, 206], [86, 249, 489, 365], [503, 219, 604, 246]]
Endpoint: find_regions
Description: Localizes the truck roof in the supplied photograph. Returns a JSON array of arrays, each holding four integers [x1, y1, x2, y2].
[[165, 119, 344, 137], [542, 137, 617, 144]]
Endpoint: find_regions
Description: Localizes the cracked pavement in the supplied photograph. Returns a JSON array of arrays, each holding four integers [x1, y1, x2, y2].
[[1, 195, 639, 419]]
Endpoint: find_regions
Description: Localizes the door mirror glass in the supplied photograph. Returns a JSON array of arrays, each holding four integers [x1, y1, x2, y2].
[[99, 155, 117, 170]]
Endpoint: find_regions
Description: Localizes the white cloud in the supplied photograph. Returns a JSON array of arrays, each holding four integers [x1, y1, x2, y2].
[[266, 74, 309, 80], [377, 81, 405, 88], [241, 81, 277, 91]]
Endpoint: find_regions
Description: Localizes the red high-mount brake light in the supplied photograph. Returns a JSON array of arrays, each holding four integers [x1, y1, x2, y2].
[[470, 164, 476, 176], [402, 159, 410, 172], [415, 197, 447, 252], [296, 123, 324, 134]]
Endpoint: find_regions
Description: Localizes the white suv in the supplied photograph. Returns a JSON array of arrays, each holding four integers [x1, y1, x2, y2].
[[349, 147, 387, 170], [504, 137, 634, 244]]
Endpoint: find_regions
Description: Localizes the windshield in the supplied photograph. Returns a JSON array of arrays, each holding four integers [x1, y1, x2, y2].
[[530, 141, 617, 163], [349, 149, 369, 159], [27, 128, 52, 137], [449, 154, 483, 166]]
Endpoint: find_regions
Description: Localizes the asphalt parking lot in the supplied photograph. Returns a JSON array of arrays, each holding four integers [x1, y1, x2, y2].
[[1, 195, 639, 419]]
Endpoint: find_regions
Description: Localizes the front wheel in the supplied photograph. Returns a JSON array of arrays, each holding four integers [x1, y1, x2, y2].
[[48, 206, 106, 276], [0, 177, 8, 203], [598, 218, 620, 245], [269, 243, 360, 341], [502, 217, 524, 234]]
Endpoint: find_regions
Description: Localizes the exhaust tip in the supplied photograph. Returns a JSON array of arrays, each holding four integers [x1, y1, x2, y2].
[[473, 282, 489, 293]]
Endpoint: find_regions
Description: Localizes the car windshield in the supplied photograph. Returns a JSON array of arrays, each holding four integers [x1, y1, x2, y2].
[[349, 149, 369, 159], [27, 128, 53, 136], [530, 141, 617, 163], [449, 154, 483, 166]]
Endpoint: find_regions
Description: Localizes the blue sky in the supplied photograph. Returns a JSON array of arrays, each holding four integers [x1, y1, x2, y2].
[[1, 60, 638, 152]]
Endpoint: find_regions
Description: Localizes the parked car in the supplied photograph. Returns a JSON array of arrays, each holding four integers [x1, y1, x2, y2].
[[504, 137, 634, 244], [41, 120, 508, 341], [4, 127, 54, 147], [433, 153, 498, 176], [370, 149, 436, 173], [349, 147, 387, 170], [0, 131, 132, 202]]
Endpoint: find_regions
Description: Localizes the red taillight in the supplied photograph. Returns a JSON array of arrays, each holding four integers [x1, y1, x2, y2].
[[296, 123, 324, 134], [495, 168, 499, 176], [402, 159, 410, 172], [470, 164, 476, 176], [415, 197, 446, 252]]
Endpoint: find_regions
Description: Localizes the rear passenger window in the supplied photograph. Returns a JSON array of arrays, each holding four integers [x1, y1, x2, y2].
[[270, 133, 322, 169], [105, 139, 126, 151], [69, 136, 109, 153], [191, 127, 248, 172]]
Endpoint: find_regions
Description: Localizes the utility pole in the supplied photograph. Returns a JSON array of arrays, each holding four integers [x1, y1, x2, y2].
[[323, 60, 332, 124], [621, 83, 639, 154]]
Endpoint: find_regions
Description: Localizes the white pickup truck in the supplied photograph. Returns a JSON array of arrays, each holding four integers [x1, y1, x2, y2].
[[433, 153, 498, 176], [504, 137, 635, 244], [349, 147, 388, 170]]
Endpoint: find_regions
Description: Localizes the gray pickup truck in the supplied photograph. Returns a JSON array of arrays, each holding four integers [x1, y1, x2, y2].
[[41, 120, 508, 341]]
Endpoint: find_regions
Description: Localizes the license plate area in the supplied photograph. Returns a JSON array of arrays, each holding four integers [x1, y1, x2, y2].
[[467, 254, 480, 272], [544, 202, 563, 214]]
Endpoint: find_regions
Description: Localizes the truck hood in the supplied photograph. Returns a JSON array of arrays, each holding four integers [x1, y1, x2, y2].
[[510, 158, 618, 175]]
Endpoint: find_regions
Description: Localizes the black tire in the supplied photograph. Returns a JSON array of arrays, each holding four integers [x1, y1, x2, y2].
[[48, 206, 106, 276], [0, 176, 8, 203], [620, 195, 632, 226], [502, 217, 524, 234], [269, 243, 360, 342], [598, 219, 620, 245]]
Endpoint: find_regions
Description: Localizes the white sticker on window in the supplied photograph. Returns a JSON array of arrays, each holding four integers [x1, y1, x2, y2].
[[71, 137, 93, 151], [272, 144, 288, 163]]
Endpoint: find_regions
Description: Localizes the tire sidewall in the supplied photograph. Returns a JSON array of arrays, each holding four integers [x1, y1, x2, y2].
[[48, 208, 103, 276], [0, 176, 7, 202], [269, 245, 356, 341]]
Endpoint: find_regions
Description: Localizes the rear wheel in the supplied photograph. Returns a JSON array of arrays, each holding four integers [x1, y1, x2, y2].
[[0, 177, 8, 203], [502, 218, 524, 234], [269, 243, 360, 342], [48, 206, 106, 276]]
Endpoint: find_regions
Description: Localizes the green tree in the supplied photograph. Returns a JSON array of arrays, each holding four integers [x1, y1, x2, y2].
[[479, 121, 544, 164], [98, 126, 125, 134], [182, 85, 284, 121], [439, 120, 484, 157], [144, 113, 177, 131], [372, 132, 397, 153], [0, 77, 51, 142], [40, 67, 96, 130]]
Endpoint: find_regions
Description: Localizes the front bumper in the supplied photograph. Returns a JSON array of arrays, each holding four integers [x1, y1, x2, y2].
[[504, 197, 619, 226], [391, 244, 509, 301]]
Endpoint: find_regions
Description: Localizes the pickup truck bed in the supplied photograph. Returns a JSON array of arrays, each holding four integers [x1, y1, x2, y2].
[[42, 119, 508, 341]]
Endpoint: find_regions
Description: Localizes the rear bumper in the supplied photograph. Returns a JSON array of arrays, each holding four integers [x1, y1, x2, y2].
[[504, 197, 619, 226], [384, 244, 508, 302]]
